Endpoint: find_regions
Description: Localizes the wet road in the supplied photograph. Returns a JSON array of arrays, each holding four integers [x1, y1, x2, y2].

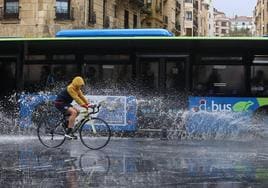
[[0, 136, 268, 187]]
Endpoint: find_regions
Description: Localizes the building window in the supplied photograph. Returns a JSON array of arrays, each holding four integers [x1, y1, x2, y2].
[[164, 15, 168, 25], [221, 22, 227, 27], [55, 0, 71, 20], [159, 1, 162, 15], [186, 11, 192, 21], [114, 5, 117, 18], [251, 65, 268, 96], [133, 14, 137, 28], [4, 0, 19, 19], [124, 10, 129, 29], [88, 0, 96, 24], [103, 0, 108, 28], [221, 29, 226, 34]]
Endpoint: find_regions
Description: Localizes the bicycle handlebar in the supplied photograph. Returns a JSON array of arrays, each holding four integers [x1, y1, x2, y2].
[[79, 104, 101, 119], [89, 104, 101, 115]]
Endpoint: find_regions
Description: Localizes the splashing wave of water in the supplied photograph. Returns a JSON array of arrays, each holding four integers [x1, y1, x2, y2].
[[0, 82, 266, 141]]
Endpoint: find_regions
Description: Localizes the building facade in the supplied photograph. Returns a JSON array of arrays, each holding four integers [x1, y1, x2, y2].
[[0, 0, 144, 37], [183, 0, 212, 36], [214, 8, 230, 37], [141, 0, 183, 36], [198, 0, 212, 36], [0, 0, 214, 37], [207, 0, 214, 36], [183, 0, 197, 36], [254, 0, 268, 36], [230, 16, 254, 36]]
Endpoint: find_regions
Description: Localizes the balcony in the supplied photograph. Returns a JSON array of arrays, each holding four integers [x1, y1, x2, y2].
[[129, 0, 144, 7], [175, 21, 181, 31], [141, 6, 151, 15], [175, 2, 181, 13], [193, 1, 198, 9]]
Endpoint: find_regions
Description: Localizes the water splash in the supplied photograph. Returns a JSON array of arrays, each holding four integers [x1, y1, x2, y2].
[[0, 81, 266, 141]]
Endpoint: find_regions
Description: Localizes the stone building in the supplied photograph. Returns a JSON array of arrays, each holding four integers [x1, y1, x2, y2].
[[182, 0, 194, 36], [141, 0, 183, 36], [0, 0, 144, 37], [199, 0, 213, 36], [141, 0, 212, 36], [0, 0, 214, 37], [254, 0, 268, 36], [182, 0, 212, 36], [214, 8, 230, 37]]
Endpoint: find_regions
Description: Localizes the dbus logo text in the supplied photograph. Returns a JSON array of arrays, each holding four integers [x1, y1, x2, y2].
[[198, 99, 232, 112]]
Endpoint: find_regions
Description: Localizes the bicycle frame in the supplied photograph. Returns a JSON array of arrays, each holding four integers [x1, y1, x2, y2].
[[71, 105, 101, 134]]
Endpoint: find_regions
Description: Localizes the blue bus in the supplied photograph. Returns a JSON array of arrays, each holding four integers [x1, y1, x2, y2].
[[1, 29, 268, 133]]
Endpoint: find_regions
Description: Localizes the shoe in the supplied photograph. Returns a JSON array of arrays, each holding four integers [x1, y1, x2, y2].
[[65, 132, 78, 140]]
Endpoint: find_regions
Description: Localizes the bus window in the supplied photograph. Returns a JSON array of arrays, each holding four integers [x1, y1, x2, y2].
[[83, 54, 132, 91], [165, 60, 185, 91], [139, 59, 159, 90], [0, 60, 16, 96], [193, 65, 245, 95], [83, 64, 133, 90], [23, 64, 78, 91], [251, 66, 268, 96], [84, 65, 98, 85]]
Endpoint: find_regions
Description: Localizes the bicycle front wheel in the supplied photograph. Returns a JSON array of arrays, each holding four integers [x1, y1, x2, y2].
[[79, 117, 111, 150], [37, 120, 66, 148]]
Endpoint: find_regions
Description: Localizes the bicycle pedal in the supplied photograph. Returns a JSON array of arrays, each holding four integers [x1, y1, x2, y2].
[[65, 134, 78, 140]]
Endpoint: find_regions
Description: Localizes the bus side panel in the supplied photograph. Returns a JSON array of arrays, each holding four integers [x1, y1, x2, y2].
[[187, 96, 267, 135]]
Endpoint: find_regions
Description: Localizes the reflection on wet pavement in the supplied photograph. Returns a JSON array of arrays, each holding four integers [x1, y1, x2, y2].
[[0, 137, 268, 187]]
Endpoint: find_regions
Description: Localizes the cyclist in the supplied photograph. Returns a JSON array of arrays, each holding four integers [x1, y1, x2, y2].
[[54, 76, 90, 139]]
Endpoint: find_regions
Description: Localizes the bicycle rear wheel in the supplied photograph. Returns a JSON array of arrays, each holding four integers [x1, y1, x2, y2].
[[79, 117, 111, 150], [37, 119, 66, 148]]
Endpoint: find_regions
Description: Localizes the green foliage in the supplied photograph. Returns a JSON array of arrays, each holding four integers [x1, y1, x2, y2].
[[229, 28, 252, 37]]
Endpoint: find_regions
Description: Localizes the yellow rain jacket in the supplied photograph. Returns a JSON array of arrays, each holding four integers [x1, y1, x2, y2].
[[67, 76, 89, 105], [55, 76, 89, 106]]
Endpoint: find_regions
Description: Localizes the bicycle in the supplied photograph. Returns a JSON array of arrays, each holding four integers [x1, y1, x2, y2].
[[37, 104, 111, 150]]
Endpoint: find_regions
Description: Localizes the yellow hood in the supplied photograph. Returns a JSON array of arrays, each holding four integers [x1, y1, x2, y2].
[[71, 76, 85, 88]]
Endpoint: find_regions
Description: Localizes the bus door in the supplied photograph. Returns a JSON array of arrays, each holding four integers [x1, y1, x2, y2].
[[164, 57, 189, 92], [136, 55, 189, 128], [137, 55, 189, 93], [0, 57, 16, 96]]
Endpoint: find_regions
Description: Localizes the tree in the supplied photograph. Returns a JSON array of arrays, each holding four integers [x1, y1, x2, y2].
[[229, 27, 252, 37]]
